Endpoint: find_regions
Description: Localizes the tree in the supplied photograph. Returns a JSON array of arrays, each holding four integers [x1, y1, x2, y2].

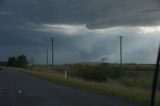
[[7, 55, 29, 67], [17, 55, 28, 67], [7, 56, 17, 67], [100, 57, 107, 64]]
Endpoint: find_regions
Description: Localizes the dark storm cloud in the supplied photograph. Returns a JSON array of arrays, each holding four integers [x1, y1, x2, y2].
[[0, 0, 159, 64], [1, 0, 160, 29], [0, 0, 3, 6], [0, 29, 50, 47]]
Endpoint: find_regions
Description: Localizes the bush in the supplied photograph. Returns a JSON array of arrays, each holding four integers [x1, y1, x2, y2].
[[69, 63, 126, 82]]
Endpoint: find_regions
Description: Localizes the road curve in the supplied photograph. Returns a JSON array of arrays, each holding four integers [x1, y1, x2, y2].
[[0, 68, 145, 106]]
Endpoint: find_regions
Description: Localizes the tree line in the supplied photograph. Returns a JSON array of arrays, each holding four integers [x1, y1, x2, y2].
[[7, 55, 29, 67]]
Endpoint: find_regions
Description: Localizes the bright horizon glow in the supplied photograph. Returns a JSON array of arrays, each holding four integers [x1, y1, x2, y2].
[[139, 26, 160, 33], [38, 24, 160, 36], [41, 24, 87, 35]]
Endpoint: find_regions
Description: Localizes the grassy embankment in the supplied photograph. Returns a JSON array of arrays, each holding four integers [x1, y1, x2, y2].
[[17, 64, 160, 106]]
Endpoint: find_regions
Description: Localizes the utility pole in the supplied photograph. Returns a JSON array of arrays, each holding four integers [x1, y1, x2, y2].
[[46, 48, 48, 66], [51, 37, 55, 67], [31, 57, 34, 66], [150, 44, 160, 106], [119, 36, 123, 66]]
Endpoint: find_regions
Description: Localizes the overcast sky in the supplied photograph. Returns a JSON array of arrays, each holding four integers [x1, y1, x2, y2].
[[0, 0, 160, 64]]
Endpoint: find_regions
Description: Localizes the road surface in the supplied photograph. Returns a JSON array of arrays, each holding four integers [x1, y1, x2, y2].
[[0, 68, 145, 106]]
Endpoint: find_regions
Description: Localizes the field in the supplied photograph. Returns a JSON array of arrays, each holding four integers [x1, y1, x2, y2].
[[18, 64, 160, 106]]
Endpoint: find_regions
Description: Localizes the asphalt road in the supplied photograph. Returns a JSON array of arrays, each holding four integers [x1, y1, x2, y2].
[[0, 68, 145, 106]]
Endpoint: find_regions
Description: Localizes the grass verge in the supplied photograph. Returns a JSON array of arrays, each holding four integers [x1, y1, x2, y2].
[[16, 68, 159, 106]]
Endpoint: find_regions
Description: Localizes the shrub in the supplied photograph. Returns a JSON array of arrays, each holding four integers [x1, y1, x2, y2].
[[69, 63, 126, 82]]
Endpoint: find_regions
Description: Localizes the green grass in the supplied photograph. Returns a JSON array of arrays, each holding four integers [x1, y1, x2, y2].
[[16, 67, 160, 106]]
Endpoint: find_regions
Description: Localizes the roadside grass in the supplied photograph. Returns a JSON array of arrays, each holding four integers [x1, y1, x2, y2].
[[16, 67, 160, 106]]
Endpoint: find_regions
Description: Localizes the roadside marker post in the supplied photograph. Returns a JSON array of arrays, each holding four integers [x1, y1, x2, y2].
[[65, 70, 68, 79]]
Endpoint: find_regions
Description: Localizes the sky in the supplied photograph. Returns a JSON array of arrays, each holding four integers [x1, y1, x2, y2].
[[0, 0, 160, 64]]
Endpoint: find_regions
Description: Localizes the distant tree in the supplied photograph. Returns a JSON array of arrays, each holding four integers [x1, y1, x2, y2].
[[7, 56, 17, 67], [17, 55, 28, 67], [100, 57, 107, 64]]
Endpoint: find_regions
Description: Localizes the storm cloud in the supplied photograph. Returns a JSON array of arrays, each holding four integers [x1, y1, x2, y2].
[[1, 0, 160, 28], [0, 0, 160, 64]]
